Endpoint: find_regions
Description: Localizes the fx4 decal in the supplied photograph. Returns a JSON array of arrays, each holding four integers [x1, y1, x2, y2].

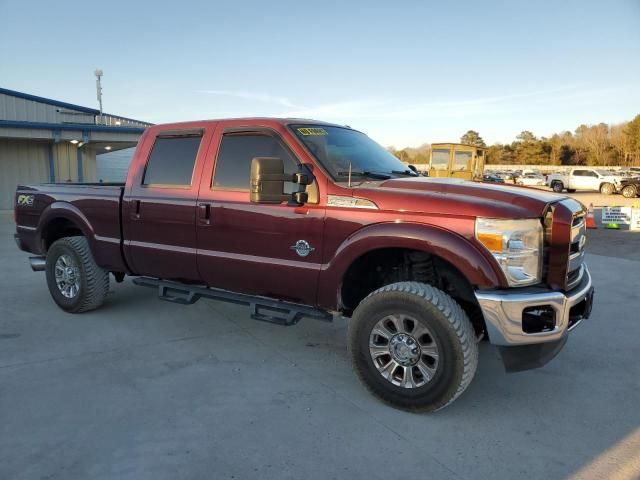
[[17, 194, 35, 207]]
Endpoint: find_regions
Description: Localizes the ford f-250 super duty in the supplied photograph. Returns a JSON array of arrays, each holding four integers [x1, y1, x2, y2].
[[14, 118, 594, 411]]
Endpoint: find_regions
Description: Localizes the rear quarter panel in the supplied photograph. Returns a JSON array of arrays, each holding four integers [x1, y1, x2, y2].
[[14, 184, 127, 272]]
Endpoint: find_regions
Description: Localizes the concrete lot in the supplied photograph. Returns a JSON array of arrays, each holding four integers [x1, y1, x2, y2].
[[1, 211, 639, 480]]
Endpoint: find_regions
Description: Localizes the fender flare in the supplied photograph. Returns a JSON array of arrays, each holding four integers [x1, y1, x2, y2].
[[37, 201, 98, 253], [317, 222, 507, 310]]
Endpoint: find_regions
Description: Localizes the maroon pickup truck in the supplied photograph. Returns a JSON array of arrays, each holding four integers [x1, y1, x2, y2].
[[14, 118, 594, 411]]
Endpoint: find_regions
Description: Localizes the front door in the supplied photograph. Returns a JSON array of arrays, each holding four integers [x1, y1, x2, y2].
[[196, 128, 324, 305], [571, 170, 592, 190]]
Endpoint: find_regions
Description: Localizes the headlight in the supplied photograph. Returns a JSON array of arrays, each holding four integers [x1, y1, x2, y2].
[[475, 218, 543, 287]]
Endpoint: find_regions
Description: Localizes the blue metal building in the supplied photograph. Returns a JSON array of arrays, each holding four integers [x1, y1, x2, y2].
[[0, 87, 151, 209]]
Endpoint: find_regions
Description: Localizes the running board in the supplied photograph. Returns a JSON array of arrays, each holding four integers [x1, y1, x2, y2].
[[132, 277, 333, 326]]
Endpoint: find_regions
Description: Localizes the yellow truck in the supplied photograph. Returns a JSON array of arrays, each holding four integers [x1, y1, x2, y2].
[[428, 143, 486, 180]]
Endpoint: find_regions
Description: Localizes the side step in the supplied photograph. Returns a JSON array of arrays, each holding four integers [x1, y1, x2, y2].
[[132, 277, 333, 326]]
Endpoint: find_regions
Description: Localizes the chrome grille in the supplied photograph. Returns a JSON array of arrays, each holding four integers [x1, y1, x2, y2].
[[567, 211, 586, 290]]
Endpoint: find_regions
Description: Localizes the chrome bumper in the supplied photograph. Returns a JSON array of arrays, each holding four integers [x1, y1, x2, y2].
[[475, 264, 593, 346]]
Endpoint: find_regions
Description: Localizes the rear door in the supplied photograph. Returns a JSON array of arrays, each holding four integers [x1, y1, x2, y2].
[[195, 127, 324, 305], [124, 127, 211, 281]]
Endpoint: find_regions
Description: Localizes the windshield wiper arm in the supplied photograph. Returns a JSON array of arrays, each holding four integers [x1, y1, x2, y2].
[[336, 170, 392, 180], [390, 169, 419, 177]]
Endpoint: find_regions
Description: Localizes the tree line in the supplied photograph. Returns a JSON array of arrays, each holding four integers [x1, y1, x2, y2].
[[389, 114, 640, 167]]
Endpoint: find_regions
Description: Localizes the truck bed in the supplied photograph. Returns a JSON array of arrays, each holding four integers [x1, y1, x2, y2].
[[14, 182, 127, 273]]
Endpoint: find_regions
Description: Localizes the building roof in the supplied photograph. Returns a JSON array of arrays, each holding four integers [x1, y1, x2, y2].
[[0, 86, 152, 128], [0, 87, 152, 151], [0, 87, 101, 115]]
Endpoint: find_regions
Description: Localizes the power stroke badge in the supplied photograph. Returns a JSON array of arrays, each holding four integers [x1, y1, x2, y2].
[[290, 240, 315, 257]]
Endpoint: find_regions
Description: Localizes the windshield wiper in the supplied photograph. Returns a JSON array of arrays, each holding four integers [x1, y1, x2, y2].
[[336, 171, 392, 180], [391, 169, 419, 177]]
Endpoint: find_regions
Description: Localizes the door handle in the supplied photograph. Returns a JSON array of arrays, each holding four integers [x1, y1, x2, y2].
[[133, 200, 141, 220], [198, 203, 211, 225]]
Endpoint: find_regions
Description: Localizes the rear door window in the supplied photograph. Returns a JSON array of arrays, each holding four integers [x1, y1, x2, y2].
[[142, 136, 202, 186]]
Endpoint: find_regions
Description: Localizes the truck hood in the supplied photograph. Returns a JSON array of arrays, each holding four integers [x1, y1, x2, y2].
[[354, 177, 568, 218]]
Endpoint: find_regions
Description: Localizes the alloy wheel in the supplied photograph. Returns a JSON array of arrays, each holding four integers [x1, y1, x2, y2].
[[369, 314, 440, 388]]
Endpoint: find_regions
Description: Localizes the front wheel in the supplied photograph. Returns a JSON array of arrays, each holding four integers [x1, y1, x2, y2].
[[348, 282, 478, 412], [622, 185, 637, 198], [600, 183, 615, 195], [45, 236, 109, 313]]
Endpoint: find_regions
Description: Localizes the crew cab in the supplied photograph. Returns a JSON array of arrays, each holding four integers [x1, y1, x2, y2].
[[547, 167, 640, 197], [14, 118, 595, 412]]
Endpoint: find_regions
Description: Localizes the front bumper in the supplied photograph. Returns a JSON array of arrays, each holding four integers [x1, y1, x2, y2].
[[475, 264, 593, 347]]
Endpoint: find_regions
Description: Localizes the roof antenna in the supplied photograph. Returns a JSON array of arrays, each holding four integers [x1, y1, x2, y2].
[[348, 160, 352, 188]]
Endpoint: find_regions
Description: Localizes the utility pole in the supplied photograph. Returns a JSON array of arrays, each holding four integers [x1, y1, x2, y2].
[[94, 69, 103, 123]]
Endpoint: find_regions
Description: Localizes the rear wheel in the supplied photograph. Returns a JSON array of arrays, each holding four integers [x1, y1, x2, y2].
[[622, 185, 637, 198], [552, 182, 564, 193], [348, 282, 478, 412], [45, 236, 109, 313], [600, 183, 615, 195]]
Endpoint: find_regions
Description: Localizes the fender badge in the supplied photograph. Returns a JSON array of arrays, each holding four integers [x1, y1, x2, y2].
[[17, 194, 34, 207], [290, 240, 315, 257]]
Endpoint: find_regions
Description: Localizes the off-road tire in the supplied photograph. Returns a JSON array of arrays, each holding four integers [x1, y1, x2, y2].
[[622, 185, 637, 198], [600, 183, 615, 195], [45, 236, 109, 313], [552, 181, 564, 193], [348, 282, 478, 412]]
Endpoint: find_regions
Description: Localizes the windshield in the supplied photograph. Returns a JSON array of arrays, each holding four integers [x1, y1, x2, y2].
[[290, 125, 417, 181]]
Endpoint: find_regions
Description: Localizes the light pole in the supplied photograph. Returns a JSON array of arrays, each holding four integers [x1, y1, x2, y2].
[[94, 69, 103, 123]]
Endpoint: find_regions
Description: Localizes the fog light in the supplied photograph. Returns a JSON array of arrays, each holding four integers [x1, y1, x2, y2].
[[522, 306, 556, 333]]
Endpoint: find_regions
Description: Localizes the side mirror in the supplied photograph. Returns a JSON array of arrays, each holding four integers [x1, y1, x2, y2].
[[250, 157, 314, 206]]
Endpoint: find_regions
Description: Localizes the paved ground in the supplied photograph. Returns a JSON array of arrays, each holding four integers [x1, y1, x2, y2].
[[1, 212, 639, 480]]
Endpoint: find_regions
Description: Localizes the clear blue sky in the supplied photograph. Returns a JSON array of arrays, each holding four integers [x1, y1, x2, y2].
[[1, 0, 639, 147]]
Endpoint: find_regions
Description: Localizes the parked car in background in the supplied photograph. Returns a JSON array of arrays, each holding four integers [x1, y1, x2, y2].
[[618, 177, 640, 198], [516, 173, 546, 186], [546, 167, 638, 195], [482, 173, 505, 183]]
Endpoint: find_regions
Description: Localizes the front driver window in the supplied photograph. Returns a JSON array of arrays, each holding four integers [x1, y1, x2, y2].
[[213, 133, 297, 193]]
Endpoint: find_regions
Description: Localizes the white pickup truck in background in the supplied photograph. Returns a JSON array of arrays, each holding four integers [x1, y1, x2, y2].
[[546, 168, 632, 195]]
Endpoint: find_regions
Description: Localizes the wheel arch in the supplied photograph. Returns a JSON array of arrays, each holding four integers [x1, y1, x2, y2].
[[37, 202, 97, 254], [317, 222, 506, 322]]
